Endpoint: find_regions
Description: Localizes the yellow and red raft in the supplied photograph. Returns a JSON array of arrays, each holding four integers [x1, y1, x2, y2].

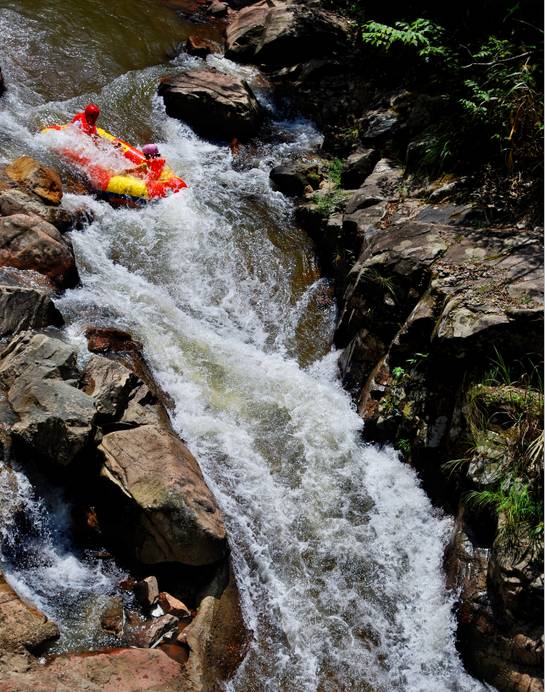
[[42, 124, 187, 207]]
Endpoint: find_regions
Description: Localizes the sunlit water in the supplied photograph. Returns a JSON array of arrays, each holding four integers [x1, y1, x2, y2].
[[0, 1, 489, 689]]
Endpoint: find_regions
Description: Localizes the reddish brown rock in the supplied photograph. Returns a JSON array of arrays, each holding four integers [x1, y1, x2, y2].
[[0, 571, 59, 653], [186, 34, 217, 58], [5, 156, 63, 205], [0, 648, 185, 691], [0, 213, 78, 287], [126, 614, 179, 648], [85, 326, 142, 353], [158, 592, 192, 619]]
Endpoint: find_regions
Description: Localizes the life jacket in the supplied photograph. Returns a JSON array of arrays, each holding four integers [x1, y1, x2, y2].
[[146, 157, 166, 181], [71, 112, 97, 136]]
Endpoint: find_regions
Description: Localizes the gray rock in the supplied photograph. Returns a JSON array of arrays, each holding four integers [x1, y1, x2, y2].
[[0, 332, 96, 465], [225, 2, 350, 66], [270, 161, 320, 196], [345, 159, 403, 214], [0, 284, 63, 338], [158, 67, 263, 141], [0, 189, 83, 233], [82, 355, 138, 422], [340, 149, 379, 189], [360, 108, 400, 142]]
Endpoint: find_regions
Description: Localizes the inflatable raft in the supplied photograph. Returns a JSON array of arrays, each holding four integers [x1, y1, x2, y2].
[[42, 124, 187, 207]]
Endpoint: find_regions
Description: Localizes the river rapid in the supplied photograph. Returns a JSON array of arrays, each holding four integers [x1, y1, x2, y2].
[[0, 2, 489, 690]]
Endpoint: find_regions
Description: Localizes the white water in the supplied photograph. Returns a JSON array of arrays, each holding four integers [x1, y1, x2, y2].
[[0, 3, 489, 689]]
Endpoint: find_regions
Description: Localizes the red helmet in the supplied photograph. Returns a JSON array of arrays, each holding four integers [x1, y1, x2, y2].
[[84, 103, 100, 120]]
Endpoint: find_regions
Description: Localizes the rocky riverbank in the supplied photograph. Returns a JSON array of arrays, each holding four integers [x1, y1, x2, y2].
[[157, 0, 543, 689], [0, 156, 247, 689]]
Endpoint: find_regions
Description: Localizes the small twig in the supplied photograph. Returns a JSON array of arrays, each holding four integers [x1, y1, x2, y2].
[[462, 51, 534, 69]]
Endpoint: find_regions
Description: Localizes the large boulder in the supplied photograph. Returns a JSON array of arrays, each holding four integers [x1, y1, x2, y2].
[[0, 332, 96, 465], [0, 213, 78, 287], [4, 156, 63, 206], [158, 67, 264, 141], [0, 648, 185, 691], [0, 283, 63, 338], [97, 424, 227, 566], [225, 2, 350, 66]]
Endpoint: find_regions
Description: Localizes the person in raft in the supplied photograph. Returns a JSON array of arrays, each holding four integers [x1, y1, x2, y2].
[[71, 103, 100, 136], [127, 144, 166, 181]]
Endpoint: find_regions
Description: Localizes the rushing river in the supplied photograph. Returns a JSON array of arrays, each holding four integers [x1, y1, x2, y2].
[[0, 1, 489, 689]]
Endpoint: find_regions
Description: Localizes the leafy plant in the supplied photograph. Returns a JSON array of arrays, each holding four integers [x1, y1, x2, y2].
[[392, 366, 406, 381], [465, 479, 543, 557], [315, 191, 343, 217], [363, 269, 398, 301], [361, 19, 449, 61], [396, 438, 411, 456]]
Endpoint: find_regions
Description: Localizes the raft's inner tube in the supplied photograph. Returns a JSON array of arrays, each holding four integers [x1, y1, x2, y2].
[[42, 123, 187, 206]]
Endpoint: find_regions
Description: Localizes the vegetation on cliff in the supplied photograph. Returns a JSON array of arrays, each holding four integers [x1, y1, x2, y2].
[[324, 0, 543, 222]]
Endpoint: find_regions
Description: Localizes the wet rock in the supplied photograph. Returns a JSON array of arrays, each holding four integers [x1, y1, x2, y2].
[[0, 213, 78, 288], [0, 188, 84, 232], [5, 156, 63, 206], [179, 565, 249, 689], [445, 510, 544, 692], [270, 161, 320, 196], [159, 67, 264, 141], [158, 592, 192, 619], [85, 326, 142, 354], [82, 355, 138, 422], [99, 596, 125, 637], [0, 284, 63, 338], [0, 648, 185, 690], [98, 424, 227, 566], [225, 2, 350, 67], [127, 614, 179, 648], [0, 571, 59, 653], [0, 332, 96, 465], [340, 149, 380, 189], [134, 576, 160, 610], [186, 35, 216, 58]]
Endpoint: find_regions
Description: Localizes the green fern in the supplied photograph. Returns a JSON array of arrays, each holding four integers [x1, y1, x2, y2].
[[361, 19, 448, 60]]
